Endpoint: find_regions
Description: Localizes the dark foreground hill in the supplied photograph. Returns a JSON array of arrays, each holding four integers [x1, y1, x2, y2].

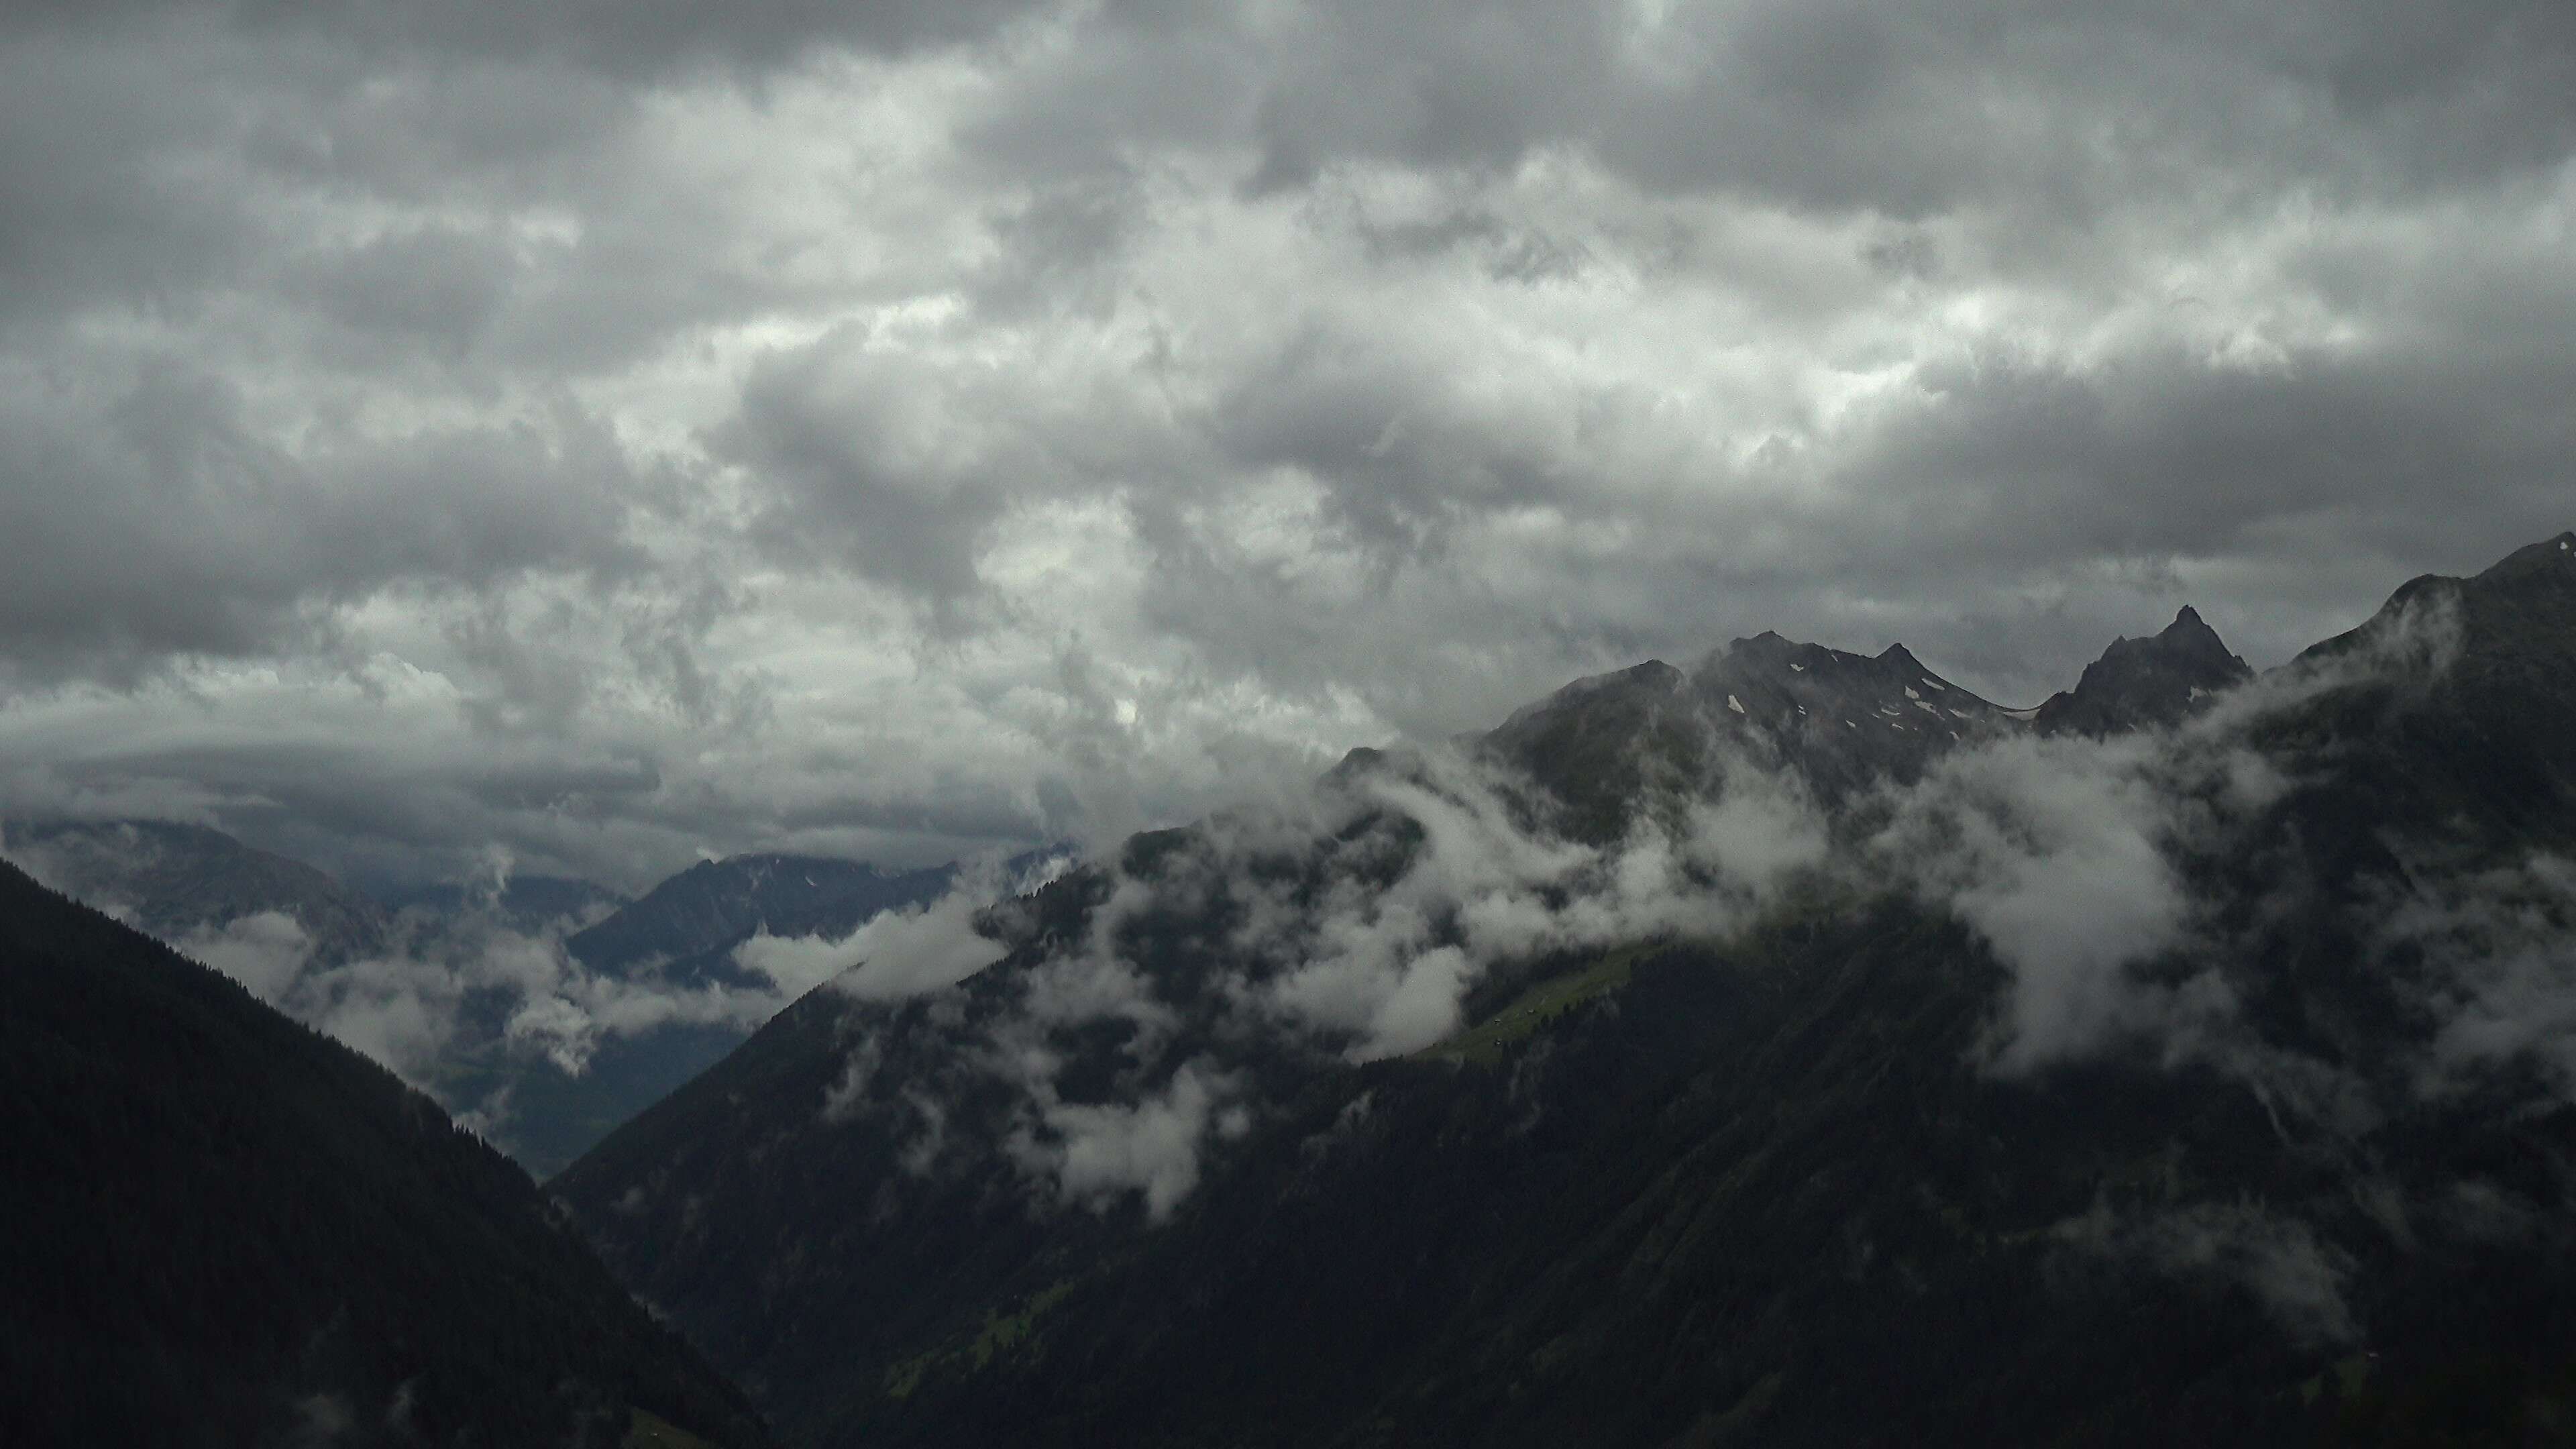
[[0, 861, 767, 1449], [557, 536, 2576, 1446], [0, 822, 1020, 1178]]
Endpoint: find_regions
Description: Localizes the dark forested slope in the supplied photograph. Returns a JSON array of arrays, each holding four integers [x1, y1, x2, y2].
[[0, 861, 767, 1449]]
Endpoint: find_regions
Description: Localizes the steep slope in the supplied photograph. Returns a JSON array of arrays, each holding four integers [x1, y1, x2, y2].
[[549, 629, 2049, 1444], [2, 818, 392, 966], [478, 853, 988, 1179], [557, 535, 2576, 1448], [551, 829, 1376, 1431], [568, 854, 957, 987], [0, 822, 1053, 1179], [0, 860, 767, 1449]]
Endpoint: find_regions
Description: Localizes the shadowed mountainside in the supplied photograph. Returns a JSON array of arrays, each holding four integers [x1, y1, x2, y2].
[[566, 534, 2576, 1444], [0, 859, 769, 1449]]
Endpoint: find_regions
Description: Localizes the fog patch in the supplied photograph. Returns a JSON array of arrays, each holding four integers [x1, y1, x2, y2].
[[960, 735, 1836, 1214], [821, 1029, 885, 1124], [836, 885, 1012, 1000], [733, 857, 1042, 1004], [177, 910, 315, 1001], [2387, 852, 2576, 1102], [1864, 600, 2484, 1077], [1012, 1063, 1230, 1222], [2054, 1201, 2359, 1347], [734, 930, 859, 999]]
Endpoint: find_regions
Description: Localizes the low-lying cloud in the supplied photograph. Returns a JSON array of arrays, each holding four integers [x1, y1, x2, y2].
[[813, 578, 2571, 1285], [820, 736, 1837, 1216], [1872, 588, 2467, 1077], [733, 852, 1065, 1004]]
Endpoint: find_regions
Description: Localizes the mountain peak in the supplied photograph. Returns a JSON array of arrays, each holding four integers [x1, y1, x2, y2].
[[2475, 529, 2576, 587], [2033, 605, 2252, 738], [2296, 529, 2576, 678]]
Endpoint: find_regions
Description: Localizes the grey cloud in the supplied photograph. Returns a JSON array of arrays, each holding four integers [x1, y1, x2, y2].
[[798, 572, 2553, 1228], [3, 0, 2572, 907], [941, 0, 2576, 227], [1012, 1060, 1230, 1221], [302, 224, 521, 361], [0, 357, 651, 678], [0, 32, 254, 332], [744, 856, 1061, 1003], [825, 733, 1832, 1217], [1208, 319, 1579, 566], [1867, 590, 2472, 1078], [1843, 341, 2576, 571], [0, 29, 634, 337], [1235, 1, 1618, 193], [1870, 731, 2230, 1073], [2385, 851, 2576, 1101], [10, 0, 1055, 78], [52, 854, 835, 1105], [726, 332, 1026, 614], [176, 908, 315, 1000]]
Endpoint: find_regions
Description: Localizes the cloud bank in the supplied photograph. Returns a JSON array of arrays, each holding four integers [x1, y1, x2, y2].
[[2, 0, 2570, 898]]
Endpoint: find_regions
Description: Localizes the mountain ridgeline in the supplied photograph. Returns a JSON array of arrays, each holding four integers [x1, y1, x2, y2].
[[0, 824, 987, 1179], [475, 853, 969, 1177], [0, 860, 767, 1448], [1, 818, 399, 969], [553, 533, 2576, 1448], [564, 854, 961, 987]]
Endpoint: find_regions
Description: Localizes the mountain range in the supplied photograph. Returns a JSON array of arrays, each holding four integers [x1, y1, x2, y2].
[[549, 533, 2576, 1446], [0, 822, 1016, 1177], [13, 533, 2573, 1446]]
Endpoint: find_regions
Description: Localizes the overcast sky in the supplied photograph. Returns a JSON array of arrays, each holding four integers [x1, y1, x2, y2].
[[1, 0, 2570, 892]]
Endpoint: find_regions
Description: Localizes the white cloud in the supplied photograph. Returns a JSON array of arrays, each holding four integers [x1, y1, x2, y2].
[[1018, 1062, 1230, 1222], [177, 910, 315, 1002], [835, 887, 1012, 1000], [1874, 734, 2207, 1071]]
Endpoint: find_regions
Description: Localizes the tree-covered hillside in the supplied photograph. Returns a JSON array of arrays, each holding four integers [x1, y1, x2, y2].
[[0, 861, 768, 1449]]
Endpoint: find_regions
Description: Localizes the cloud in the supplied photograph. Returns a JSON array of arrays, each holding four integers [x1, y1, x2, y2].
[[1, 0, 2571, 973], [1871, 733, 2228, 1071], [1865, 582, 2481, 1077], [2388, 852, 2576, 1100], [1016, 1061, 1230, 1222], [798, 730, 1839, 1216], [2053, 1199, 2361, 1347], [728, 854, 1061, 1003], [82, 858, 801, 1087], [176, 908, 315, 1000], [0, 353, 651, 681]]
